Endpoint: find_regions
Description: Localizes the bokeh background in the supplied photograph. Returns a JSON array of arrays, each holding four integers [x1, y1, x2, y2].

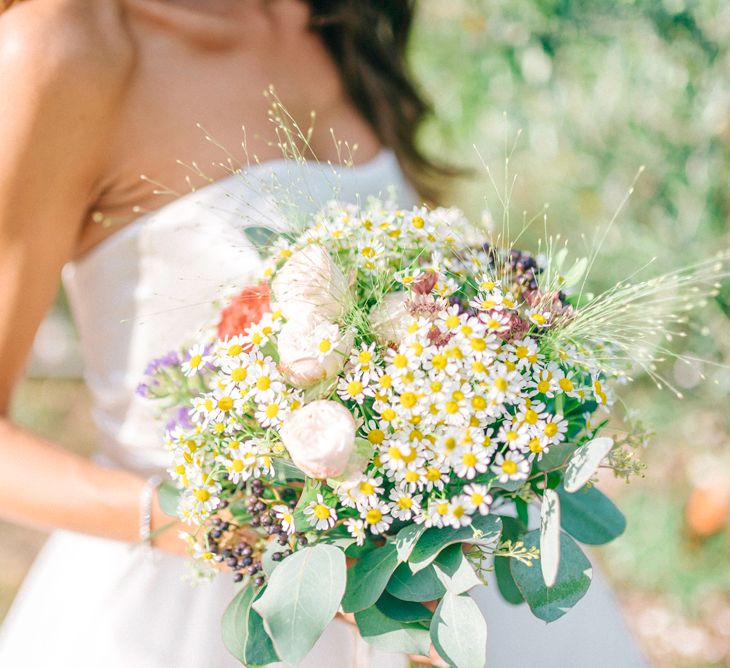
[[3, 1, 730, 666]]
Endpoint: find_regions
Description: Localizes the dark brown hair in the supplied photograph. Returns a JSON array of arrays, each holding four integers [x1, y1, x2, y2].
[[307, 0, 459, 203]]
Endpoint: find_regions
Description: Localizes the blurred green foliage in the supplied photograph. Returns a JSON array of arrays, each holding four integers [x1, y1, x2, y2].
[[410, 0, 730, 418], [410, 3, 730, 665]]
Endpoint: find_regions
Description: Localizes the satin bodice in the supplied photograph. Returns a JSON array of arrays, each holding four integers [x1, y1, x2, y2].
[[62, 150, 418, 474]]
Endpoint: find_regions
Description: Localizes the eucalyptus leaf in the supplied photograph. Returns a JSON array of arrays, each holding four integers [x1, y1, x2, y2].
[[510, 529, 592, 622], [342, 541, 399, 613], [387, 562, 447, 602], [432, 544, 482, 595], [355, 605, 431, 656], [537, 442, 578, 472], [493, 517, 525, 605], [540, 489, 561, 587], [564, 437, 614, 492], [558, 485, 626, 544], [375, 591, 433, 624], [261, 540, 283, 578], [409, 514, 501, 573], [222, 585, 278, 665], [395, 523, 427, 563], [430, 592, 487, 668], [157, 480, 181, 517], [252, 544, 346, 664]]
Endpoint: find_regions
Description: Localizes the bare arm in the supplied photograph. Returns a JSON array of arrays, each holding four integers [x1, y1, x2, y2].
[[0, 1, 180, 551]]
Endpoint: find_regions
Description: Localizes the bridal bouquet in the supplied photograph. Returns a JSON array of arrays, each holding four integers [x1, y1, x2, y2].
[[140, 197, 722, 667]]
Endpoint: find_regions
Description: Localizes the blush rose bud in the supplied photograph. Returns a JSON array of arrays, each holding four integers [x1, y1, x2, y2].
[[277, 314, 354, 389], [279, 400, 356, 479], [271, 244, 348, 321]]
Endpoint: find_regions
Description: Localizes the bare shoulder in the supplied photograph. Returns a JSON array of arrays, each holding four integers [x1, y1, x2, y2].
[[0, 0, 135, 98]]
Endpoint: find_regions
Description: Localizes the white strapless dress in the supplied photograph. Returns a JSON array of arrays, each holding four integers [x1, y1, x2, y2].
[[0, 150, 649, 668]]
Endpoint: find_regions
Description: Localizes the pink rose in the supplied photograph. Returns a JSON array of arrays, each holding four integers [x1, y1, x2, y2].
[[279, 400, 356, 479], [277, 314, 354, 389], [271, 244, 348, 321]]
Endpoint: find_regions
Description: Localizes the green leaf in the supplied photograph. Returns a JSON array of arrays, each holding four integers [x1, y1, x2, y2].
[[243, 225, 280, 255], [342, 541, 399, 613], [486, 474, 525, 491], [386, 562, 447, 602], [395, 523, 427, 563], [540, 489, 561, 587], [430, 592, 487, 668], [227, 497, 252, 524], [252, 544, 346, 664], [564, 436, 614, 492], [292, 478, 323, 532], [432, 544, 482, 595], [510, 529, 592, 622], [157, 480, 181, 517], [494, 516, 525, 605], [375, 591, 432, 624], [273, 458, 305, 482], [355, 605, 431, 656], [537, 442, 578, 471], [409, 515, 502, 573], [222, 585, 278, 665], [558, 485, 626, 545], [261, 540, 283, 578]]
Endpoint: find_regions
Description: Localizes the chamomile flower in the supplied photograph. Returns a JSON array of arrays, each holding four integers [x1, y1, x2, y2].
[[312, 320, 343, 361], [304, 494, 337, 530], [247, 360, 284, 403], [216, 439, 257, 483], [388, 487, 423, 521], [539, 414, 569, 445], [526, 307, 552, 328], [451, 445, 490, 480], [181, 343, 212, 377], [491, 451, 530, 483], [344, 518, 367, 546], [424, 498, 451, 528], [362, 500, 393, 534], [255, 396, 289, 428], [497, 419, 531, 452], [462, 484, 492, 515], [349, 343, 378, 376], [181, 475, 222, 522], [272, 504, 296, 535], [336, 372, 372, 405], [505, 338, 542, 370], [350, 475, 384, 509], [445, 495, 473, 528]]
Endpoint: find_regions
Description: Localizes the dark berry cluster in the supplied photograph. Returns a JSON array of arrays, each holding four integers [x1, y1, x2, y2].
[[205, 478, 308, 588]]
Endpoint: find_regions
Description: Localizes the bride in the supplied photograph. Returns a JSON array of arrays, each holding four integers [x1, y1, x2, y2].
[[0, 1, 648, 666]]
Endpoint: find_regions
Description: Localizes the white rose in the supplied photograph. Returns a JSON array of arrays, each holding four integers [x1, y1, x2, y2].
[[277, 314, 354, 389], [369, 291, 409, 345], [271, 244, 348, 321], [279, 400, 356, 479]]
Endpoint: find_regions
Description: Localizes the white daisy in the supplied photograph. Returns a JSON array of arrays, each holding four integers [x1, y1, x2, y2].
[[491, 451, 530, 483], [304, 494, 338, 530], [362, 500, 393, 535], [462, 484, 492, 515], [181, 343, 212, 377]]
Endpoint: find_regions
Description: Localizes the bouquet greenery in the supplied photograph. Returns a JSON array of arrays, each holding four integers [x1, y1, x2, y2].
[[140, 195, 724, 667]]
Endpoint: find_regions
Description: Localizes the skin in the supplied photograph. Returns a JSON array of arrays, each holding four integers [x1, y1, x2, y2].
[[0, 0, 443, 663]]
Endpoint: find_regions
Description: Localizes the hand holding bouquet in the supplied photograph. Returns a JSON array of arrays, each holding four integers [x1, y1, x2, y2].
[[141, 197, 725, 667]]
